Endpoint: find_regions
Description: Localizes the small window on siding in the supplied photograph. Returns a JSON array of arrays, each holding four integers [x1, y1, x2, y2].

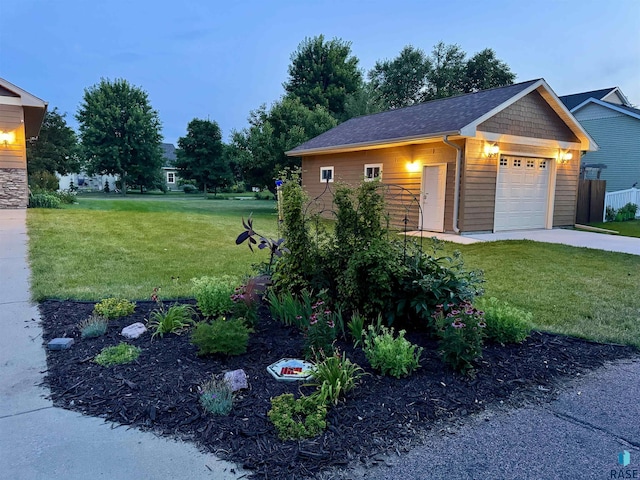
[[167, 172, 176, 184], [320, 166, 334, 183], [364, 163, 383, 181]]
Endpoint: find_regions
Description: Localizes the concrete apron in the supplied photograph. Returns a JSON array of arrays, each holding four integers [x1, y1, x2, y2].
[[0, 209, 244, 480]]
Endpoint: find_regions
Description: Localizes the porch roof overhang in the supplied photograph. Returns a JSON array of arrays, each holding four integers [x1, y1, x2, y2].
[[0, 77, 48, 139]]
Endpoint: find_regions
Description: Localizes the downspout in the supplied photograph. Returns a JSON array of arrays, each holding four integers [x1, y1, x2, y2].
[[443, 135, 462, 234]]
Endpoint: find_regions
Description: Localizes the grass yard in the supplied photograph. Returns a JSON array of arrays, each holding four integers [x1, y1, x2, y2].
[[28, 195, 279, 301], [28, 196, 640, 347], [587, 219, 640, 238]]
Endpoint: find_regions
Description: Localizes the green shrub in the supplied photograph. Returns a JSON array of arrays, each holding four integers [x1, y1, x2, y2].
[[28, 193, 61, 209], [363, 325, 423, 378], [434, 301, 486, 374], [619, 203, 638, 221], [268, 393, 327, 440], [78, 314, 108, 338], [191, 275, 238, 317], [28, 170, 59, 191], [53, 190, 77, 204], [475, 297, 533, 344], [605, 205, 617, 222], [148, 303, 196, 338], [303, 298, 339, 358], [95, 343, 140, 366], [93, 298, 136, 319], [230, 279, 260, 327], [191, 318, 249, 356], [347, 311, 365, 347], [183, 184, 198, 194], [254, 190, 275, 200], [305, 350, 365, 406], [199, 376, 233, 415]]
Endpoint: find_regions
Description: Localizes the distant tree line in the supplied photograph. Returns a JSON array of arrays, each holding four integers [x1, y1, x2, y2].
[[27, 36, 515, 194]]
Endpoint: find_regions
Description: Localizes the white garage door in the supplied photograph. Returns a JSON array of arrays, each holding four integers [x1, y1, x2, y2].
[[494, 156, 550, 231]]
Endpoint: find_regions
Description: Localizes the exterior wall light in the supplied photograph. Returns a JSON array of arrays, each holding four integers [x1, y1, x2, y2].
[[484, 142, 499, 158], [558, 151, 573, 164], [0, 131, 15, 146], [407, 160, 421, 172]]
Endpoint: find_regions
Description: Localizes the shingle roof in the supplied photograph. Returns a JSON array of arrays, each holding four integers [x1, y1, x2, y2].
[[559, 88, 616, 110], [161, 143, 177, 166], [288, 80, 540, 154], [608, 102, 640, 117]]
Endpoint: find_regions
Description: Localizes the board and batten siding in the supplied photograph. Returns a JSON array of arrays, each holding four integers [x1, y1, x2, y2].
[[573, 103, 640, 192], [0, 104, 26, 169], [300, 142, 458, 230]]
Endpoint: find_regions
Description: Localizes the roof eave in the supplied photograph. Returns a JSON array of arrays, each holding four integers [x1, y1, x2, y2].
[[286, 130, 462, 157]]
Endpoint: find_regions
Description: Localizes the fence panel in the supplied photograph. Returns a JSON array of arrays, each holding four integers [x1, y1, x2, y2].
[[603, 188, 640, 221], [576, 179, 606, 224]]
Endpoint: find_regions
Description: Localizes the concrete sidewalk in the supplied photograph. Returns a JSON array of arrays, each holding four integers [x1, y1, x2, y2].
[[0, 209, 244, 480], [351, 358, 640, 479]]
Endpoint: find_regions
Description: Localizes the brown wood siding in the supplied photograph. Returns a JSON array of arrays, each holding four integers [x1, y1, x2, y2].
[[478, 90, 579, 143], [460, 139, 497, 232], [553, 149, 580, 226], [301, 143, 458, 231], [0, 105, 26, 170]]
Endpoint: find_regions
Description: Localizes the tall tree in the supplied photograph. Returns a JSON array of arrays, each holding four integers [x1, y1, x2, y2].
[[343, 82, 385, 119], [283, 35, 362, 119], [26, 107, 80, 175], [175, 118, 231, 197], [464, 48, 516, 93], [229, 97, 337, 191], [369, 46, 432, 109], [76, 78, 163, 195], [425, 42, 467, 100]]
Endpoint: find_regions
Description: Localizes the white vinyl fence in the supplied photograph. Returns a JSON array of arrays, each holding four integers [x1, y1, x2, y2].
[[603, 188, 640, 221]]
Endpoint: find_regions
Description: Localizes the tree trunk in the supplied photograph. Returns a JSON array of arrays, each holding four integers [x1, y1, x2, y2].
[[203, 183, 207, 199], [140, 185, 144, 194], [121, 171, 127, 196]]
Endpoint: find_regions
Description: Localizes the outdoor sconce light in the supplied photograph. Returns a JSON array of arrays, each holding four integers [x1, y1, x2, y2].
[[484, 142, 499, 158], [406, 160, 421, 173], [558, 151, 573, 164], [0, 131, 15, 146]]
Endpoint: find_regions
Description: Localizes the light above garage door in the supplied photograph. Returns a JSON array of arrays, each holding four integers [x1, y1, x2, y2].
[[494, 156, 550, 231]]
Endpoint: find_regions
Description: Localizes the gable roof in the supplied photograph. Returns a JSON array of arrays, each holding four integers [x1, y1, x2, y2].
[[572, 97, 640, 121], [559, 88, 618, 111], [161, 143, 177, 166], [288, 79, 595, 156], [0, 77, 48, 138]]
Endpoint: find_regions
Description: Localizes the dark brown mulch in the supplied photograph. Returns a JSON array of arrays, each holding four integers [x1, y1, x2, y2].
[[41, 300, 638, 479]]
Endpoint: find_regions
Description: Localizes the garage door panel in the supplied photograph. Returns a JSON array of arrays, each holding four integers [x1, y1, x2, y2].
[[494, 156, 549, 232]]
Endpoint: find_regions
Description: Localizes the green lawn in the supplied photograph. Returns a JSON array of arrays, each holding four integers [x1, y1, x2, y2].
[[28, 196, 640, 347], [28, 195, 279, 301], [587, 219, 640, 238]]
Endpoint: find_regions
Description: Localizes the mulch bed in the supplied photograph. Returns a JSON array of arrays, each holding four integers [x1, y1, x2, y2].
[[41, 300, 638, 479]]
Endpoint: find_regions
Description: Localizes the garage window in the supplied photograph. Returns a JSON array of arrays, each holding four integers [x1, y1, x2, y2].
[[320, 166, 334, 183], [364, 163, 382, 181]]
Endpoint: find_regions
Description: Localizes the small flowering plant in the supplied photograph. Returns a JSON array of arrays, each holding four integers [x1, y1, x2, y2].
[[303, 298, 337, 359], [433, 300, 486, 375], [231, 278, 260, 327]]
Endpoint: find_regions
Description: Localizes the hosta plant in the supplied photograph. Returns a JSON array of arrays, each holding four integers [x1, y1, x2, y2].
[[78, 314, 108, 338]]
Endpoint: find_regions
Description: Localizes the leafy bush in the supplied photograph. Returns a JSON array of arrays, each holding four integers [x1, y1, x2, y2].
[[363, 325, 423, 378], [191, 318, 249, 356], [305, 350, 365, 406], [605, 205, 617, 222], [618, 203, 638, 222], [183, 184, 198, 194], [78, 314, 108, 338], [191, 275, 238, 317], [28, 170, 59, 191], [148, 303, 196, 338], [268, 393, 327, 440], [53, 190, 77, 204], [28, 193, 61, 209], [475, 297, 533, 344], [434, 301, 486, 374], [199, 376, 233, 415], [254, 190, 275, 200], [93, 298, 136, 319], [95, 343, 141, 366], [231, 279, 260, 327]]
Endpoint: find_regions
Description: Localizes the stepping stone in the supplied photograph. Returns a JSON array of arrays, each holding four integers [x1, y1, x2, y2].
[[48, 338, 74, 350], [224, 369, 248, 392], [121, 322, 147, 339]]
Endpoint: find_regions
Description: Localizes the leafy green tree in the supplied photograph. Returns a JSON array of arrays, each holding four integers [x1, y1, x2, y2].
[[76, 78, 163, 195], [463, 48, 516, 93], [26, 107, 80, 176], [283, 35, 362, 119], [229, 97, 337, 191], [425, 42, 467, 100], [175, 118, 231, 197], [343, 82, 385, 119], [369, 46, 432, 109]]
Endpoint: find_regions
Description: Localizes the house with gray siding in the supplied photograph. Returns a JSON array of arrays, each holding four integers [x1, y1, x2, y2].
[[560, 88, 640, 192]]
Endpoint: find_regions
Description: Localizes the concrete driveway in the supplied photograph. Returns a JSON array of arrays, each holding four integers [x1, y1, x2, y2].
[[465, 229, 640, 255]]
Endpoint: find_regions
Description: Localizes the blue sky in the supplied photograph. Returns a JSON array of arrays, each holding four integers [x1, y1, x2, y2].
[[1, 0, 638, 144]]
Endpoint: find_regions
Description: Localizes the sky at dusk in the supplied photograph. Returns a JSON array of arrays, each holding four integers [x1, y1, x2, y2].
[[1, 0, 639, 145]]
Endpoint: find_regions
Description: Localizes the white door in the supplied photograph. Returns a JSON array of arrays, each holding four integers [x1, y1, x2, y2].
[[420, 164, 447, 232], [494, 156, 550, 231]]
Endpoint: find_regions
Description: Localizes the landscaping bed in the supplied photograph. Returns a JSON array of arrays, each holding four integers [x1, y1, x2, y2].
[[41, 300, 638, 480]]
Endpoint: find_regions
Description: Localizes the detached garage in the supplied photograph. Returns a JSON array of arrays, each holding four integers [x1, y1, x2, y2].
[[287, 79, 597, 234]]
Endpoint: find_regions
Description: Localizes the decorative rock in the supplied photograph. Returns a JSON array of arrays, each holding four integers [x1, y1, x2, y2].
[[267, 358, 314, 382], [48, 338, 74, 350], [224, 369, 248, 392], [121, 322, 147, 339]]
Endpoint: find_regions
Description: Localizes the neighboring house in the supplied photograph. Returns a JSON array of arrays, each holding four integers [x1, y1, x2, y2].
[[0, 78, 47, 208], [559, 87, 639, 192], [59, 142, 180, 192], [287, 79, 596, 233]]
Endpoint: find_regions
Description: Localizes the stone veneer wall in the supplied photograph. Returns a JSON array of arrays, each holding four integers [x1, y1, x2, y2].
[[0, 168, 28, 208]]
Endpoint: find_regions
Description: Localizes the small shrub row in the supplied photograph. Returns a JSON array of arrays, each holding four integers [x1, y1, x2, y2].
[[606, 202, 638, 222], [28, 193, 61, 209]]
